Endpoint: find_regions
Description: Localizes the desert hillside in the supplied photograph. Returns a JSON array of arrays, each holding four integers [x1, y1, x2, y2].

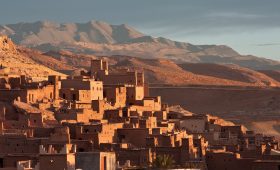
[[258, 70, 280, 82], [179, 63, 279, 86], [0, 36, 64, 78]]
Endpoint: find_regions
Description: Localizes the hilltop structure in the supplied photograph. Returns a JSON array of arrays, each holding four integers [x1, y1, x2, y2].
[[0, 35, 17, 53], [0, 57, 279, 170]]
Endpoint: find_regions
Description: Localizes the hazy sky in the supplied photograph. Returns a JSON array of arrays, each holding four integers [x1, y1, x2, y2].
[[1, 0, 280, 59]]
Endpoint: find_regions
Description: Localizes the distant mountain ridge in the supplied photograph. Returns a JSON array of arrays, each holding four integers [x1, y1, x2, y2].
[[1, 20, 280, 70], [0, 20, 145, 45]]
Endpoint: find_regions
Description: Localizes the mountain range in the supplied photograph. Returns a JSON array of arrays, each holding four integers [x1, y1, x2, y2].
[[1, 20, 280, 70]]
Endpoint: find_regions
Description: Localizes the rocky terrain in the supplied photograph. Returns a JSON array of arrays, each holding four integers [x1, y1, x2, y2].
[[0, 35, 64, 78]]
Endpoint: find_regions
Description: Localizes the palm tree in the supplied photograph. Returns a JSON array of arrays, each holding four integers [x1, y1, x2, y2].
[[152, 154, 174, 169]]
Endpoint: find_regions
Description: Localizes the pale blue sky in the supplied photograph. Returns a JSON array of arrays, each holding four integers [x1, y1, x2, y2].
[[0, 0, 279, 59]]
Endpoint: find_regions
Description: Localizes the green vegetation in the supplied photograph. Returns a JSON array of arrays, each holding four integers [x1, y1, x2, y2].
[[152, 154, 174, 169]]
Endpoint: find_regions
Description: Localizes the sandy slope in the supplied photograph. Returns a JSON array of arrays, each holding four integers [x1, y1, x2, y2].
[[0, 36, 64, 78]]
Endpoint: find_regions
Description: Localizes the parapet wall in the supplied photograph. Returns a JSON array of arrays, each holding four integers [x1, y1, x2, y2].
[[39, 144, 76, 154]]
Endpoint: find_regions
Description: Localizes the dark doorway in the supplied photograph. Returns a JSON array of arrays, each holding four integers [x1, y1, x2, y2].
[[0, 158, 3, 168], [72, 94, 76, 101]]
